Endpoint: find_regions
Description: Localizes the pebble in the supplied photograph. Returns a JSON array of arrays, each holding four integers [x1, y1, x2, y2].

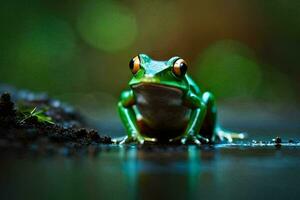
[[274, 137, 282, 144]]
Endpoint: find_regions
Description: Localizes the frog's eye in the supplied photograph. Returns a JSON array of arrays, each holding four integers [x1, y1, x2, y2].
[[129, 56, 140, 74], [172, 58, 188, 77]]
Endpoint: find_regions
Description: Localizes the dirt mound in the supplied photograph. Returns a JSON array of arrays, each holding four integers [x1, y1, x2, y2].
[[0, 87, 112, 156]]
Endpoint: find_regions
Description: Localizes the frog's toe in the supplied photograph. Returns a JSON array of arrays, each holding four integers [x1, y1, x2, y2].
[[118, 136, 130, 144], [112, 136, 125, 144], [181, 135, 201, 145], [137, 136, 145, 144], [168, 137, 181, 144], [118, 135, 144, 145], [216, 129, 246, 143], [196, 135, 210, 144]]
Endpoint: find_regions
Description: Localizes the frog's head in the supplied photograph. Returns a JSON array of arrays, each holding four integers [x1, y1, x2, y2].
[[128, 54, 189, 93]]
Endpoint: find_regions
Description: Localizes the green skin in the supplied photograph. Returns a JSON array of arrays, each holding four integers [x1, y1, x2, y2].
[[118, 54, 240, 145]]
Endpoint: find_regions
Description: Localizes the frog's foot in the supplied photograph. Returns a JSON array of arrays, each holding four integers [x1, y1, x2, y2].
[[117, 135, 145, 145], [170, 134, 209, 145], [216, 129, 246, 143]]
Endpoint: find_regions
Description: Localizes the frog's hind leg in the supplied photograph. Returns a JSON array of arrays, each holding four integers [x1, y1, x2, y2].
[[198, 92, 245, 143], [214, 127, 246, 143]]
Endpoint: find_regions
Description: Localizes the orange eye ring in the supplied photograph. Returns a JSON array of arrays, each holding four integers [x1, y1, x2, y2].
[[173, 58, 188, 77], [129, 56, 140, 74]]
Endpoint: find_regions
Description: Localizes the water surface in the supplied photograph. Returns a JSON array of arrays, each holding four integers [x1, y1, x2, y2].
[[1, 143, 300, 200]]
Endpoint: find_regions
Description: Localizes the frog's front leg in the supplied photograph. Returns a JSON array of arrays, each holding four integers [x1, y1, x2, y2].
[[117, 90, 144, 144], [173, 92, 209, 145]]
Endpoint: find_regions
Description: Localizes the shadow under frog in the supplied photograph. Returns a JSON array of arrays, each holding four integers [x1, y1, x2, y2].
[[116, 54, 244, 145]]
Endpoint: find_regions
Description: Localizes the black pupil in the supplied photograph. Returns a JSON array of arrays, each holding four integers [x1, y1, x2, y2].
[[129, 58, 134, 70], [179, 62, 187, 75]]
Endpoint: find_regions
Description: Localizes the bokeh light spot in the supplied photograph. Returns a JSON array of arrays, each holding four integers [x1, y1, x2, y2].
[[16, 17, 76, 68], [194, 40, 262, 98], [11, 16, 78, 93], [77, 0, 137, 52]]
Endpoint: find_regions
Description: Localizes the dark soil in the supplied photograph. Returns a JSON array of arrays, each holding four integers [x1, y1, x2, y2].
[[0, 86, 112, 156]]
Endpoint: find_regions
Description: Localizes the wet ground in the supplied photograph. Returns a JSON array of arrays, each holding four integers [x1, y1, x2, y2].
[[0, 86, 300, 200], [1, 142, 300, 200]]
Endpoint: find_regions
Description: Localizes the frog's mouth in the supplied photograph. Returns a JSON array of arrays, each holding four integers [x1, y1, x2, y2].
[[131, 83, 184, 95]]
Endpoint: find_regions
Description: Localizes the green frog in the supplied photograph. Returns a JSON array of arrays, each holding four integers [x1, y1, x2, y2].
[[117, 54, 243, 145]]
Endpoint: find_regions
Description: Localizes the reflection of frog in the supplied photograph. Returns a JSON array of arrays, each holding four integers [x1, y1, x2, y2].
[[117, 54, 243, 145]]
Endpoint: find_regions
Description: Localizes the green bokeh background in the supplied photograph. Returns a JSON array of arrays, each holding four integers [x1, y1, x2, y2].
[[1, 0, 299, 115]]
